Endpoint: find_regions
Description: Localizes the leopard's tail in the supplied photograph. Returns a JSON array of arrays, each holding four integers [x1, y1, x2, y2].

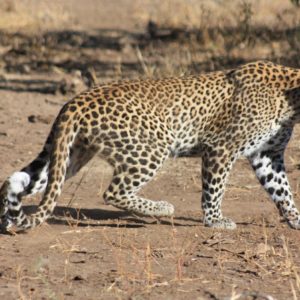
[[16, 103, 80, 229]]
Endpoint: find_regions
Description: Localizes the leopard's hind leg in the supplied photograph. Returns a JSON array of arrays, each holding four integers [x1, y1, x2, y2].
[[103, 144, 174, 217]]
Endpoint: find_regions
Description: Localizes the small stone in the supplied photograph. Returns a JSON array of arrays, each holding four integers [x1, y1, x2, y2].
[[28, 115, 36, 123], [72, 275, 85, 281]]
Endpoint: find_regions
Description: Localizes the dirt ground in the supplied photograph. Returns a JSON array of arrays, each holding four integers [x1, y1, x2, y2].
[[0, 1, 300, 299]]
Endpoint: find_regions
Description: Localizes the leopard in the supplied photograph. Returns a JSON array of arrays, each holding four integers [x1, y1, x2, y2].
[[1, 60, 300, 232]]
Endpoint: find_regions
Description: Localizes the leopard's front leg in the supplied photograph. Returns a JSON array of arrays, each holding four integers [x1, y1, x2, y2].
[[249, 148, 300, 229], [201, 148, 237, 229], [247, 126, 300, 229]]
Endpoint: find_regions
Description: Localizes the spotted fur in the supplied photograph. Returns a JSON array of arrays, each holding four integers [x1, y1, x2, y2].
[[1, 60, 300, 231]]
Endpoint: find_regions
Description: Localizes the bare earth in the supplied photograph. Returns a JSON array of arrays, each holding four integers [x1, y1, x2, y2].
[[0, 1, 300, 299]]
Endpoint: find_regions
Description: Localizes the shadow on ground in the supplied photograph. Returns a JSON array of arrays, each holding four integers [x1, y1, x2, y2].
[[20, 205, 202, 228]]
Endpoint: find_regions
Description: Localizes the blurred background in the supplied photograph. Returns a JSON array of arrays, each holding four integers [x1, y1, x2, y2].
[[0, 0, 299, 94]]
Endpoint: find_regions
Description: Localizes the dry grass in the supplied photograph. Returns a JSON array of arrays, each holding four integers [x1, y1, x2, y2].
[[133, 0, 300, 29], [25, 210, 298, 299], [0, 0, 71, 32]]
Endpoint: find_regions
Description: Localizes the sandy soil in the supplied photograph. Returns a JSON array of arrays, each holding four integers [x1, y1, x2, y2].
[[0, 1, 300, 299]]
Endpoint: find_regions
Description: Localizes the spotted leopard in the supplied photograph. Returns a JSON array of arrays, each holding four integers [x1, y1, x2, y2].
[[1, 60, 300, 231]]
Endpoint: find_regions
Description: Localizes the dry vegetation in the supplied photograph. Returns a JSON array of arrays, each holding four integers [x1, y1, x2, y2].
[[0, 1, 300, 299]]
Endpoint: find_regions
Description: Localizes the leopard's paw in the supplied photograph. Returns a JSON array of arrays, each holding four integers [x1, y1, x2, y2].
[[205, 217, 237, 230], [153, 201, 175, 217], [287, 218, 300, 230]]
